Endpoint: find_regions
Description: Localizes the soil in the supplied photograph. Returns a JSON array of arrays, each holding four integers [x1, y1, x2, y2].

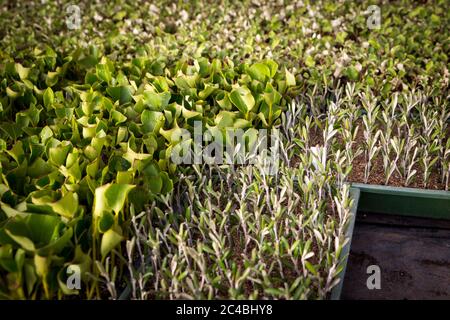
[[346, 120, 445, 190], [291, 120, 447, 190], [341, 212, 450, 300]]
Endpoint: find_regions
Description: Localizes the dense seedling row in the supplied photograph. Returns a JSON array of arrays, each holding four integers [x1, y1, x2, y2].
[[123, 102, 355, 299]]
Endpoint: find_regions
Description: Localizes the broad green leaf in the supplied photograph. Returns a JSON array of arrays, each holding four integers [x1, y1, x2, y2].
[[45, 71, 59, 87], [40, 126, 53, 143], [43, 87, 54, 109], [24, 262, 37, 295], [15, 63, 30, 80], [216, 92, 232, 110], [2, 214, 68, 254], [148, 175, 162, 193], [27, 157, 53, 178], [122, 141, 152, 164], [116, 171, 133, 184], [4, 230, 35, 251], [233, 118, 252, 129], [159, 123, 187, 143], [101, 227, 123, 258], [285, 68, 296, 86], [23, 214, 61, 246], [265, 60, 279, 78], [6, 87, 20, 99], [141, 110, 165, 133], [181, 106, 201, 120], [98, 211, 115, 233], [160, 171, 173, 194], [199, 83, 218, 99], [49, 192, 79, 219], [0, 202, 27, 218], [49, 143, 71, 167], [93, 183, 135, 218], [37, 227, 72, 256], [0, 122, 22, 140], [215, 111, 236, 127], [229, 86, 255, 114], [6, 141, 24, 163], [142, 163, 163, 193], [106, 86, 133, 104], [111, 109, 127, 125], [248, 62, 270, 82], [142, 91, 171, 111], [263, 86, 282, 107], [96, 63, 112, 83], [174, 74, 197, 90], [34, 254, 49, 277]]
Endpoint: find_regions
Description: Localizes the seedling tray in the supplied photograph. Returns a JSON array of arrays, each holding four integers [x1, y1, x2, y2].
[[330, 187, 360, 300], [331, 183, 450, 300], [352, 183, 450, 220]]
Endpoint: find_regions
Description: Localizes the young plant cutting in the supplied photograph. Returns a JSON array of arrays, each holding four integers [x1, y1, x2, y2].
[[0, 0, 448, 302]]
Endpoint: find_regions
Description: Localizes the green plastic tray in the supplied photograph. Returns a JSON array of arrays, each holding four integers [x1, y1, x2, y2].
[[330, 183, 450, 300], [330, 187, 360, 300], [353, 183, 450, 220]]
